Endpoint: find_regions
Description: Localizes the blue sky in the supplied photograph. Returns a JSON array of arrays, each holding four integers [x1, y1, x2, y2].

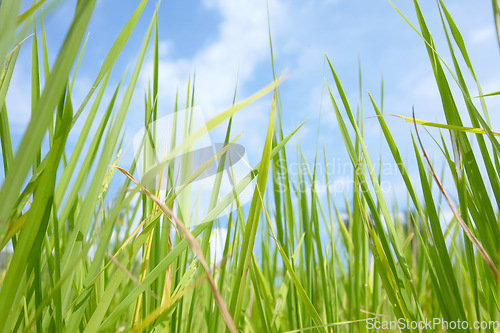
[[5, 0, 500, 216]]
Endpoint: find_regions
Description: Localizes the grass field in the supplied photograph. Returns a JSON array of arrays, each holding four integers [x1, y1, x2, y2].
[[1, 0, 500, 332]]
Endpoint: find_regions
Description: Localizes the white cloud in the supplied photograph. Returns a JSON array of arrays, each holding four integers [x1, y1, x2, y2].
[[469, 25, 496, 45], [137, 0, 293, 173], [210, 227, 228, 265], [143, 0, 289, 117], [158, 41, 172, 57], [5, 67, 31, 131]]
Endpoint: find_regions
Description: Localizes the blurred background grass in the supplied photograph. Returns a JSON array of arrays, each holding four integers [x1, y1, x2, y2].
[[0, 0, 500, 332]]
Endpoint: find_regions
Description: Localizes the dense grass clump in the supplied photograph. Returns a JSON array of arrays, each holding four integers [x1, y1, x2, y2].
[[0, 1, 499, 332]]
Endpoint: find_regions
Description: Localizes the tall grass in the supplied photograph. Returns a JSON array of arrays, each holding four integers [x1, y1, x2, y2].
[[0, 0, 499, 332]]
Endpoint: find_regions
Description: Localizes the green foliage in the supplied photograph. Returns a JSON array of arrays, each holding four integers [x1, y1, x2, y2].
[[0, 1, 499, 332]]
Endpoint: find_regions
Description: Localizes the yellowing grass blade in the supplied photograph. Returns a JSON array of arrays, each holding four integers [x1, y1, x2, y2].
[[380, 113, 500, 136]]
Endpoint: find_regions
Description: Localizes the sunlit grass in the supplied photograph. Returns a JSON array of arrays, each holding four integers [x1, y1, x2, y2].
[[0, 0, 499, 332]]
